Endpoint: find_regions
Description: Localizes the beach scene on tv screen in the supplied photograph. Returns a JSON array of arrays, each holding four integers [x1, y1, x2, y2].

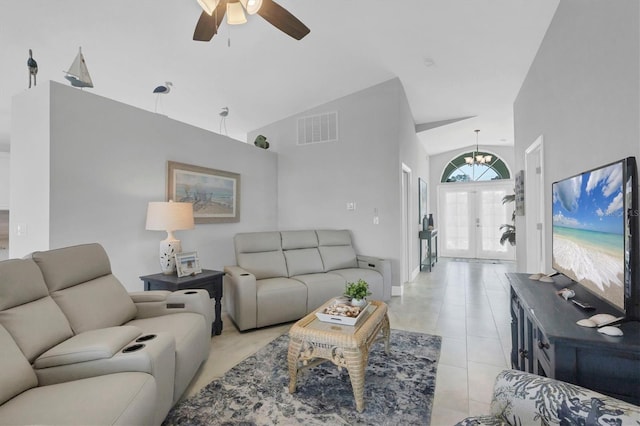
[[552, 163, 625, 308]]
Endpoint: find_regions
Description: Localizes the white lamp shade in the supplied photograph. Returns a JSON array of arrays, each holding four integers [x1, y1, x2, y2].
[[227, 2, 247, 24], [197, 0, 220, 15], [240, 0, 262, 14], [145, 201, 194, 232]]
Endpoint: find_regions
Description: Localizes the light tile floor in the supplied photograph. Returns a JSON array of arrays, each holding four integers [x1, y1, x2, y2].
[[183, 258, 515, 425]]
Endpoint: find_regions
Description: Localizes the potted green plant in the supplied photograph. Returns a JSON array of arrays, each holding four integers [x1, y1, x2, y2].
[[500, 193, 516, 246], [345, 279, 371, 308]]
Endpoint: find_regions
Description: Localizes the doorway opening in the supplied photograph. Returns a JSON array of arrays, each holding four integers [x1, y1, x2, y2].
[[437, 181, 515, 261]]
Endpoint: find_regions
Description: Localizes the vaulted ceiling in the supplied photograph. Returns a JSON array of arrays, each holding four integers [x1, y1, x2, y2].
[[0, 0, 559, 155]]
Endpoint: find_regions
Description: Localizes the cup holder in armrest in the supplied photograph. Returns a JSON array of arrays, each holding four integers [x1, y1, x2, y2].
[[135, 334, 157, 343], [184, 291, 198, 295], [122, 343, 145, 353]]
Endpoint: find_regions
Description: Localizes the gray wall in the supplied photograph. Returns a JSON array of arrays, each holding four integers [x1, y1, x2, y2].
[[249, 78, 429, 289], [11, 81, 279, 291], [513, 0, 640, 271]]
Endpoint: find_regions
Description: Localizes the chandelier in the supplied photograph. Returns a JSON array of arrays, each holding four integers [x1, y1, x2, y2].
[[465, 129, 493, 165]]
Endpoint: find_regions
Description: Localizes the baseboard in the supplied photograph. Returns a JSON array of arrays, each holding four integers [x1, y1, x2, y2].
[[391, 285, 403, 296]]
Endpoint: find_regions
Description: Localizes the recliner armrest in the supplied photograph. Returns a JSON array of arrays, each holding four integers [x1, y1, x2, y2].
[[357, 255, 392, 300], [223, 266, 258, 331], [34, 326, 142, 369], [130, 289, 212, 326], [129, 290, 171, 303]]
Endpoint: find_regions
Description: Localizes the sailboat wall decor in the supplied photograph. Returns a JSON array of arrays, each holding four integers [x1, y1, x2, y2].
[[64, 47, 93, 88]]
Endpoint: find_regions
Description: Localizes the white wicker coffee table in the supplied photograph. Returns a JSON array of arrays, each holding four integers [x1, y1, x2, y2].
[[287, 299, 390, 412]]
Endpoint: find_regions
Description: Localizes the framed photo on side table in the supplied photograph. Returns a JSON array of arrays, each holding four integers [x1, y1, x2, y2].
[[175, 251, 202, 277]]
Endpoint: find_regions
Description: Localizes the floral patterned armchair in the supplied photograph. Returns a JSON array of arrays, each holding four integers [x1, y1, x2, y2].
[[456, 370, 640, 426]]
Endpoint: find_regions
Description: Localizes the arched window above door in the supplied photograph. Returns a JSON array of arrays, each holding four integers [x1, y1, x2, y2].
[[441, 151, 510, 183]]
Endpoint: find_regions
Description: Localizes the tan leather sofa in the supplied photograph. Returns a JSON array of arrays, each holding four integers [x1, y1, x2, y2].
[[224, 230, 391, 331], [0, 243, 212, 425]]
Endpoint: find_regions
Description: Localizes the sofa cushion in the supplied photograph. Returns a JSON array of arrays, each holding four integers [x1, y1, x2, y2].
[[281, 230, 318, 250], [235, 231, 282, 253], [0, 297, 75, 362], [0, 372, 157, 426], [317, 230, 358, 271], [284, 248, 324, 276], [237, 251, 288, 280], [0, 258, 49, 309], [31, 243, 113, 292], [0, 258, 74, 362], [256, 278, 308, 327], [316, 229, 353, 246], [291, 272, 347, 312], [32, 244, 138, 333], [319, 246, 358, 271], [48, 275, 138, 334], [0, 326, 37, 406]]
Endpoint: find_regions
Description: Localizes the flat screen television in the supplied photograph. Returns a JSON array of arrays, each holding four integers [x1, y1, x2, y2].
[[552, 157, 639, 321]]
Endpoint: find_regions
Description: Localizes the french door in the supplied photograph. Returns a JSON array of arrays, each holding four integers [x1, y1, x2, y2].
[[438, 181, 515, 260]]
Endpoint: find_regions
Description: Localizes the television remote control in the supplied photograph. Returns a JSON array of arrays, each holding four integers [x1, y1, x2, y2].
[[572, 299, 595, 310]]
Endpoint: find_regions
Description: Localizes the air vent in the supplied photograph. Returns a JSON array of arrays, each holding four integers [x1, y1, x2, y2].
[[297, 111, 338, 145]]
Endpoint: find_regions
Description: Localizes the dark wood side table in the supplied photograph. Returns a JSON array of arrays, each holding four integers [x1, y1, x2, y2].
[[140, 269, 224, 336]]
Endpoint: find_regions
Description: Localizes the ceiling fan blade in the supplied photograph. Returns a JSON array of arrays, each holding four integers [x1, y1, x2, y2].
[[193, 1, 228, 42], [257, 0, 310, 40]]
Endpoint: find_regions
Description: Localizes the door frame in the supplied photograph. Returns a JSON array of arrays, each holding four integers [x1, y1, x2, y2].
[[399, 163, 412, 293], [437, 181, 516, 260], [525, 136, 546, 273]]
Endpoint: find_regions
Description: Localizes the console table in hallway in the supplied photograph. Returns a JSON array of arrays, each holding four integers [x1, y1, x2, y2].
[[419, 229, 438, 271]]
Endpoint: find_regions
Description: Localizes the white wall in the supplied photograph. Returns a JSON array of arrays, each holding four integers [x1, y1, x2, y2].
[[249, 78, 429, 288], [513, 0, 640, 271], [0, 152, 9, 209], [10, 84, 51, 255], [11, 81, 279, 290]]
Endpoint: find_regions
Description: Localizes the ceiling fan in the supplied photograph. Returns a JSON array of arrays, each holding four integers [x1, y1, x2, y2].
[[194, 0, 310, 42]]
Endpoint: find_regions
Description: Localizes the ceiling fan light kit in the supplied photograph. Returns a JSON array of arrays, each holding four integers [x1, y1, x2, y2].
[[226, 2, 247, 24], [193, 0, 310, 42], [240, 0, 262, 15], [197, 0, 219, 16]]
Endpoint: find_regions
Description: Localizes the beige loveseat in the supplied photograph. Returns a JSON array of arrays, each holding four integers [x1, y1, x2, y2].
[[0, 243, 212, 425], [224, 230, 391, 331]]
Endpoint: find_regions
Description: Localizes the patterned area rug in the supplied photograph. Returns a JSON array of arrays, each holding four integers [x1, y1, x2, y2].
[[163, 330, 441, 426]]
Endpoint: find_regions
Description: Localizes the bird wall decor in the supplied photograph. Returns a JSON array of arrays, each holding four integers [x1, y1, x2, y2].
[[219, 107, 229, 135], [153, 81, 173, 113], [27, 49, 38, 88]]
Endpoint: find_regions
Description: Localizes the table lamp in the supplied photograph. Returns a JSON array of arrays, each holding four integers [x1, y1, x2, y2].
[[145, 201, 194, 274]]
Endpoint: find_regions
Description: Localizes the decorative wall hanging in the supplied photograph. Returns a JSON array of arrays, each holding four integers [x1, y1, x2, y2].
[[419, 177, 427, 225], [168, 161, 241, 223], [515, 170, 525, 216]]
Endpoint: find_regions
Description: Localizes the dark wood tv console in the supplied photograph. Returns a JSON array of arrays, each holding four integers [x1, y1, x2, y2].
[[508, 273, 640, 405]]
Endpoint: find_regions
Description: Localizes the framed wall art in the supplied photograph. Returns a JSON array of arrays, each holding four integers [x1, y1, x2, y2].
[[418, 177, 427, 224], [168, 161, 240, 224]]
